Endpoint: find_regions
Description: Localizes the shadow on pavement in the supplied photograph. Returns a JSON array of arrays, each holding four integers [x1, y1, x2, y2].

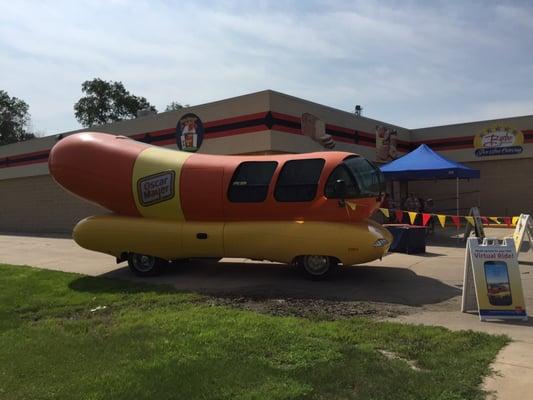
[[69, 259, 461, 307]]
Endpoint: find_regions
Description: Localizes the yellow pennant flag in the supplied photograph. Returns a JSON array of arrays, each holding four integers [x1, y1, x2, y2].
[[408, 211, 417, 225], [465, 216, 475, 226], [437, 214, 446, 228], [512, 216, 520, 226], [380, 208, 390, 218], [346, 201, 357, 211], [489, 217, 501, 224]]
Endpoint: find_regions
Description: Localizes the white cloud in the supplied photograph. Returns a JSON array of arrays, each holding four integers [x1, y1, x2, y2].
[[0, 0, 532, 135]]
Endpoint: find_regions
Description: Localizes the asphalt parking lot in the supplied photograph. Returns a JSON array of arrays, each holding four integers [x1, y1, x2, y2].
[[1, 230, 532, 399]]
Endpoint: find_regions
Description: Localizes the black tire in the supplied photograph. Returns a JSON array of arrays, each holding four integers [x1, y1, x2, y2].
[[127, 253, 166, 277], [297, 255, 338, 280]]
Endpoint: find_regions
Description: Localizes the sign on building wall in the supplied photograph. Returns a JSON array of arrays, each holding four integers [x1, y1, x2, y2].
[[375, 125, 398, 162], [473, 126, 524, 157], [462, 237, 527, 321], [176, 113, 204, 152], [301, 113, 335, 149]]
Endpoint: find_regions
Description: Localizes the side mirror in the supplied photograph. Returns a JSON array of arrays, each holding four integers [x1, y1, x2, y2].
[[334, 179, 347, 198]]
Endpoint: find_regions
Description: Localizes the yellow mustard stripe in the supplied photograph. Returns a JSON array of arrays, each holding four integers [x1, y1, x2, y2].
[[132, 147, 192, 220]]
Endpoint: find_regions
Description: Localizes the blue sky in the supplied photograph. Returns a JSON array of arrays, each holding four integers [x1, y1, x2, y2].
[[1, 0, 532, 135]]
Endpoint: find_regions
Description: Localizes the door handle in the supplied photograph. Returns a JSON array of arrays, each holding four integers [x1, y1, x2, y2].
[[196, 233, 208, 239]]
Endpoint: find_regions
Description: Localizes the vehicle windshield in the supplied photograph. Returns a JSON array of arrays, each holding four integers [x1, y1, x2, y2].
[[325, 156, 385, 199]]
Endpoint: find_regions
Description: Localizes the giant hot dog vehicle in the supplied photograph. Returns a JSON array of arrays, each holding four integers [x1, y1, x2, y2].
[[49, 132, 391, 279]]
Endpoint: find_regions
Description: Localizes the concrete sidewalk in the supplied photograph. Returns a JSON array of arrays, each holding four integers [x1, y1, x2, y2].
[[1, 232, 532, 399]]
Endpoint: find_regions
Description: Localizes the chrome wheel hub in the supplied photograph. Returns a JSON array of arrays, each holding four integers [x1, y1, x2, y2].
[[304, 255, 330, 275], [132, 254, 155, 272]]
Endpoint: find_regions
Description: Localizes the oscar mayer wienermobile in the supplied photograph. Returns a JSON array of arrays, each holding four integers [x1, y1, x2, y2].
[[49, 132, 392, 279]]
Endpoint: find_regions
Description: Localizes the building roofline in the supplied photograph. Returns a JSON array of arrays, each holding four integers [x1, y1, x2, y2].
[[412, 113, 533, 131], [266, 89, 409, 131]]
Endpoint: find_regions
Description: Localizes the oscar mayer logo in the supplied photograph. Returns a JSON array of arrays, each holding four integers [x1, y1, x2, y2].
[[474, 126, 524, 157], [137, 171, 175, 206]]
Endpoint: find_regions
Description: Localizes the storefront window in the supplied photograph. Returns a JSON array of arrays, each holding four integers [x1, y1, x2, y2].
[[228, 161, 278, 202], [274, 159, 325, 202]]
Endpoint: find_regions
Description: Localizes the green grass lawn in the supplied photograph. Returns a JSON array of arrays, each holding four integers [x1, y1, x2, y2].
[[0, 264, 508, 400]]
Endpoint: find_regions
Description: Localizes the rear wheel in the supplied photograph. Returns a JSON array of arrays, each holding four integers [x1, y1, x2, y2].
[[297, 255, 338, 280], [128, 253, 166, 277]]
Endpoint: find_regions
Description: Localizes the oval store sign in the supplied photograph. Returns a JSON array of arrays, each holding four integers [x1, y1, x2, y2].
[[473, 126, 524, 157]]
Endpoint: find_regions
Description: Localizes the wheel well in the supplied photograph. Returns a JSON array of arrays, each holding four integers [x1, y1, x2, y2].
[[292, 255, 340, 265], [116, 252, 129, 264]]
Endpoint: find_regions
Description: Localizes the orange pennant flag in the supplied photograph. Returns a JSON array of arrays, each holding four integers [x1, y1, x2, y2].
[[437, 214, 446, 228], [408, 211, 417, 225], [465, 216, 475, 226], [379, 208, 390, 218]]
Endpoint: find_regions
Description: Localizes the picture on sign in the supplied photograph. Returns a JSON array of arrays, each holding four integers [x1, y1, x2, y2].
[[473, 126, 524, 157], [137, 170, 175, 206], [484, 261, 512, 306], [176, 113, 204, 152]]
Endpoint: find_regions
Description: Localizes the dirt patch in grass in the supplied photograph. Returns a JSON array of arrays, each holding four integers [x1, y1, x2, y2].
[[209, 296, 417, 320]]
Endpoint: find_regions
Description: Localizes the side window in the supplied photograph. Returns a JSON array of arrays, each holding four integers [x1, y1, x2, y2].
[[228, 161, 277, 202], [274, 159, 325, 202], [325, 165, 360, 198]]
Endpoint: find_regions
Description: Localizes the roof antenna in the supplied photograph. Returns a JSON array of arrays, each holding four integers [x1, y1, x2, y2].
[[354, 105, 363, 117]]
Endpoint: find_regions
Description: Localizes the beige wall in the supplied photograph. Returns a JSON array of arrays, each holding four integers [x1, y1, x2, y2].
[[409, 158, 533, 216], [0, 175, 105, 234], [411, 115, 533, 163], [269, 91, 411, 160]]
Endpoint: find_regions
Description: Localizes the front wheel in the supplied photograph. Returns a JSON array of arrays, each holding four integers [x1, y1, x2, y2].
[[128, 253, 167, 277], [297, 255, 338, 280]]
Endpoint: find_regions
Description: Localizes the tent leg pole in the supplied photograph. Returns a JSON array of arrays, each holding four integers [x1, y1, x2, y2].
[[456, 177, 459, 217], [456, 177, 459, 243]]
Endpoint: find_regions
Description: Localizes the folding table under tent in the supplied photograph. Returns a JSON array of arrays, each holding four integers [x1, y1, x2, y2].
[[379, 144, 480, 216]]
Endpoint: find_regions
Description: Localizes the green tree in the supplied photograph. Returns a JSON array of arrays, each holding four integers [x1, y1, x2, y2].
[[0, 90, 35, 146], [165, 101, 189, 112], [74, 78, 156, 127]]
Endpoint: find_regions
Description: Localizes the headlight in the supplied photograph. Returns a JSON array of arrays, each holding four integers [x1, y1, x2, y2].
[[373, 238, 388, 247]]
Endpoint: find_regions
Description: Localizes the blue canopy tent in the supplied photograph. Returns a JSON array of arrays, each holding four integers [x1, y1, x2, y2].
[[379, 144, 480, 216]]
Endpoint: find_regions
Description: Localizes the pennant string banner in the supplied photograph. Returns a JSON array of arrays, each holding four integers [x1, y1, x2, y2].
[[377, 208, 521, 229]]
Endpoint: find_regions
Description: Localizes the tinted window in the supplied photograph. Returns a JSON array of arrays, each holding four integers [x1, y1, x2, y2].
[[344, 156, 385, 197], [325, 165, 360, 198], [325, 156, 384, 199], [274, 159, 325, 202], [228, 161, 277, 202]]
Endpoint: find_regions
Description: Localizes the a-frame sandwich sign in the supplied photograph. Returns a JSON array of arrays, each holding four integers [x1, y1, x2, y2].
[[462, 237, 527, 321], [513, 214, 533, 256]]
